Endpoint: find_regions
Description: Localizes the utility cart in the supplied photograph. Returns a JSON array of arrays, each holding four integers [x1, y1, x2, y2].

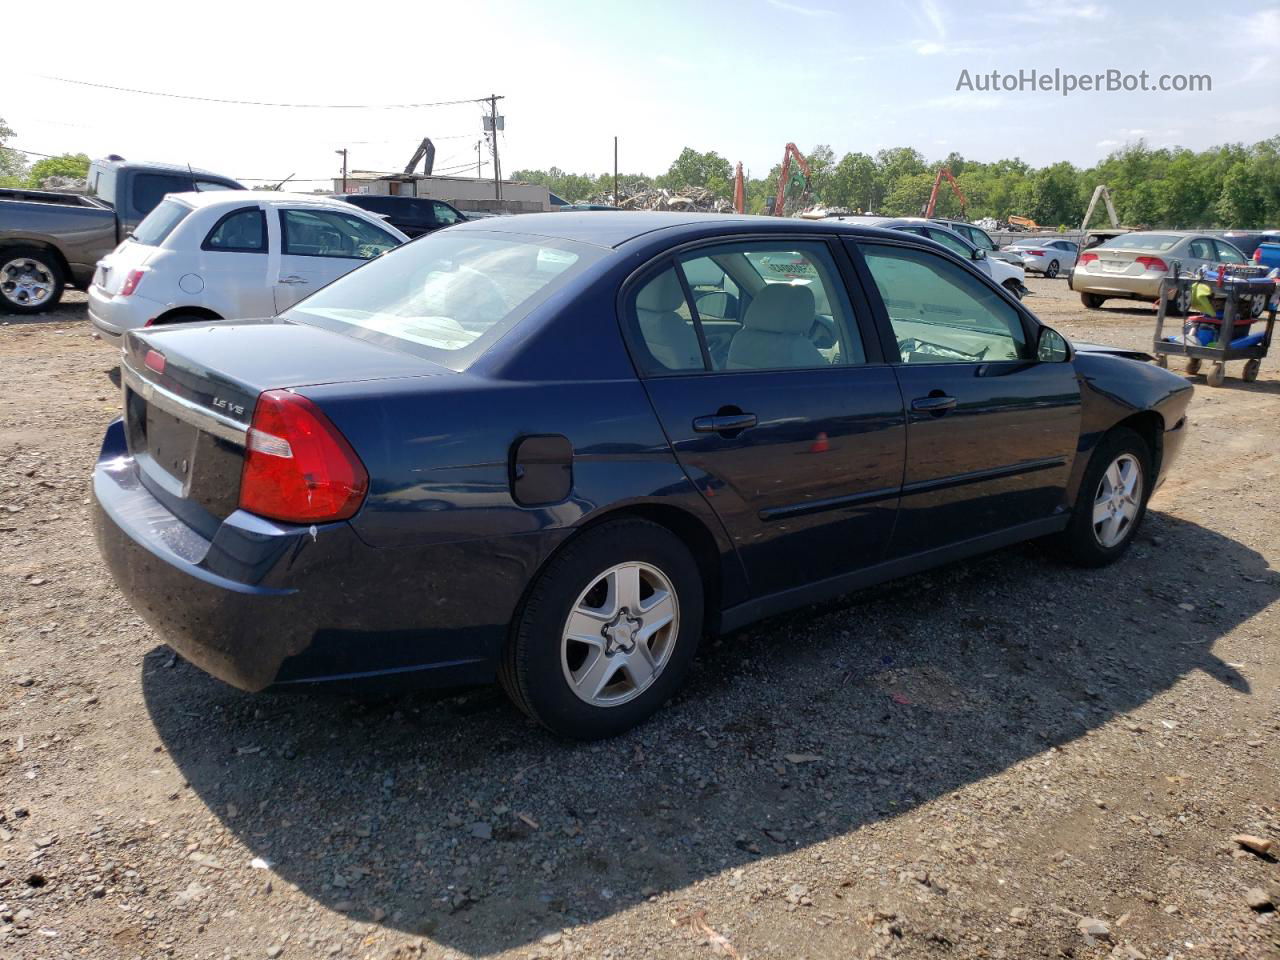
[[1153, 263, 1278, 387]]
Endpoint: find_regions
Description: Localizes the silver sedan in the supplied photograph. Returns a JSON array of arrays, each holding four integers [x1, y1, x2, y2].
[[1004, 238, 1079, 278]]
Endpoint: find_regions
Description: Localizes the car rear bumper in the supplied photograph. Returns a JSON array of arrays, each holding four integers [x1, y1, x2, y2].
[[88, 285, 155, 344], [91, 419, 513, 692], [1070, 270, 1161, 300]]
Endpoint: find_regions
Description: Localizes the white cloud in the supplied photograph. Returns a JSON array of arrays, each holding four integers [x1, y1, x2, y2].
[[915, 41, 945, 55], [921, 0, 946, 39], [764, 0, 836, 17], [1010, 4, 1105, 24], [924, 93, 1004, 111], [1096, 139, 1121, 149]]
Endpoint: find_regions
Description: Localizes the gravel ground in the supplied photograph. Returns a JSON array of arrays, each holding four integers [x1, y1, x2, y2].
[[1, 281, 1278, 960]]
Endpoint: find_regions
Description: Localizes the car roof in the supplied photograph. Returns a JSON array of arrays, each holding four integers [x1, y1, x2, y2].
[[165, 191, 371, 211], [448, 210, 995, 251], [94, 158, 231, 179]]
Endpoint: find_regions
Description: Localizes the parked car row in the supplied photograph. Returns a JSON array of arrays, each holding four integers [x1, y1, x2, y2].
[[88, 193, 408, 343], [831, 215, 1029, 299], [0, 155, 473, 314], [91, 210, 1192, 738]]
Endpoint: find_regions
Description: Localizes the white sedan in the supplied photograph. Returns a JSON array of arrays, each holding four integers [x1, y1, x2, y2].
[[1003, 238, 1079, 279], [88, 192, 407, 343]]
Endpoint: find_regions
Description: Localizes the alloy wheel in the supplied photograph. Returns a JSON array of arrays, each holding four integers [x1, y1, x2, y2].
[[0, 257, 55, 308], [1046, 260, 1059, 279], [560, 561, 679, 707], [1092, 453, 1143, 548]]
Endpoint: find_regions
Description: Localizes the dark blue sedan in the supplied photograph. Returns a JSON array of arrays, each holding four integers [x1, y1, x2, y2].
[[92, 213, 1192, 738]]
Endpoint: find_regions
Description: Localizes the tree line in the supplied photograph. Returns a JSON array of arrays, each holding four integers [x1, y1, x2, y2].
[[514, 136, 1280, 229], [5, 113, 1277, 228]]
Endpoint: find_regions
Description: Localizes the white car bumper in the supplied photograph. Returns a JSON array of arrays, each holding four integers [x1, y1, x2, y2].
[[88, 284, 164, 345]]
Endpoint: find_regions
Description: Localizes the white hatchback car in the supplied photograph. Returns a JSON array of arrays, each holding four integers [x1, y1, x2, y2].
[[88, 192, 408, 343]]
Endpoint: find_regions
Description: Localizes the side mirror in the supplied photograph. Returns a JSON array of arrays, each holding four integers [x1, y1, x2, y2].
[[972, 248, 986, 261], [1037, 327, 1070, 363]]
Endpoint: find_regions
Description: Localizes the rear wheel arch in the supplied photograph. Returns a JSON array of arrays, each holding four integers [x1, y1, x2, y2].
[[150, 306, 223, 325], [515, 502, 725, 643], [0, 240, 71, 281]]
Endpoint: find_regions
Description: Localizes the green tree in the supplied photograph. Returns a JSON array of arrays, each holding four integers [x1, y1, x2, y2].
[[1215, 162, 1264, 228], [658, 147, 732, 196], [26, 152, 90, 187], [825, 152, 878, 211], [0, 116, 27, 186]]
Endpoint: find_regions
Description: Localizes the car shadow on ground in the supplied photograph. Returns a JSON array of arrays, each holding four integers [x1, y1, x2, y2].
[[142, 511, 1273, 955]]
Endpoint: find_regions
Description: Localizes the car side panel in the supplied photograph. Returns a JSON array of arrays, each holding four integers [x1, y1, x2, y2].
[[300, 370, 751, 602], [1067, 351, 1194, 502]]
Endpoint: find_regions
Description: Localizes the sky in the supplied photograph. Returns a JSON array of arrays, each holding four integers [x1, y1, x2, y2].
[[3, 0, 1278, 190]]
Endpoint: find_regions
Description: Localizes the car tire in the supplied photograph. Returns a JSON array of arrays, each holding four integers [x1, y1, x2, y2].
[[1081, 293, 1106, 309], [500, 518, 704, 740], [1045, 260, 1060, 279], [0, 247, 64, 314], [1053, 426, 1152, 567], [1003, 279, 1024, 300]]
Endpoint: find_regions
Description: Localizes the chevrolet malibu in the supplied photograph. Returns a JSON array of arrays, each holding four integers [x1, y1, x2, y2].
[[92, 213, 1192, 739]]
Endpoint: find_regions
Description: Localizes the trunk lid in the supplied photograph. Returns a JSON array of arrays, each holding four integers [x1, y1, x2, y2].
[[96, 238, 158, 294], [120, 320, 447, 537]]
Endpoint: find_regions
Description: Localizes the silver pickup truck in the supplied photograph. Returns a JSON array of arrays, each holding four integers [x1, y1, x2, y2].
[[0, 156, 242, 314]]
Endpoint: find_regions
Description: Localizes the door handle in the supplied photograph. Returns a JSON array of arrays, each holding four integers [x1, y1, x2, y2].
[[278, 275, 310, 285], [693, 412, 757, 434], [911, 395, 957, 414]]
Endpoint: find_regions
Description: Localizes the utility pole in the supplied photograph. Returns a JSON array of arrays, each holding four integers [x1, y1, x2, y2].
[[475, 140, 482, 178], [486, 94, 504, 201], [335, 148, 348, 193], [613, 136, 618, 207]]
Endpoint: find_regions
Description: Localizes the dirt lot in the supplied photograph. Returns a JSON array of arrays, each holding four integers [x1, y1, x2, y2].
[[2, 280, 1278, 960]]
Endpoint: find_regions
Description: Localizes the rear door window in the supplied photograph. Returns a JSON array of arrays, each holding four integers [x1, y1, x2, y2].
[[1189, 238, 1215, 260], [130, 199, 192, 246], [202, 207, 267, 253]]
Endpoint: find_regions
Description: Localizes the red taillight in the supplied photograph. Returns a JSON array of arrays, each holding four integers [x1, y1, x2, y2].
[[120, 269, 146, 297], [1136, 256, 1167, 271], [238, 390, 368, 524], [1079, 252, 1098, 265], [144, 349, 166, 374], [1026, 249, 1046, 256], [1254, 248, 1262, 263]]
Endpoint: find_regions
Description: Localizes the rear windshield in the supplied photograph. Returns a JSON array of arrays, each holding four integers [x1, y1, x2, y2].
[[130, 199, 192, 246], [1098, 234, 1177, 252], [283, 231, 604, 367]]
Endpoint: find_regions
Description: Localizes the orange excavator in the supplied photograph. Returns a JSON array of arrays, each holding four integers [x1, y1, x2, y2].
[[922, 166, 967, 218], [772, 143, 811, 216]]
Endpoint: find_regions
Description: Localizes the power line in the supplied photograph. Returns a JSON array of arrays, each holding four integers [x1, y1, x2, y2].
[[38, 75, 493, 110]]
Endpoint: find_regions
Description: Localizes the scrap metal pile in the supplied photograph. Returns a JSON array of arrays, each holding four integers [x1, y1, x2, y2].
[[586, 183, 735, 213]]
